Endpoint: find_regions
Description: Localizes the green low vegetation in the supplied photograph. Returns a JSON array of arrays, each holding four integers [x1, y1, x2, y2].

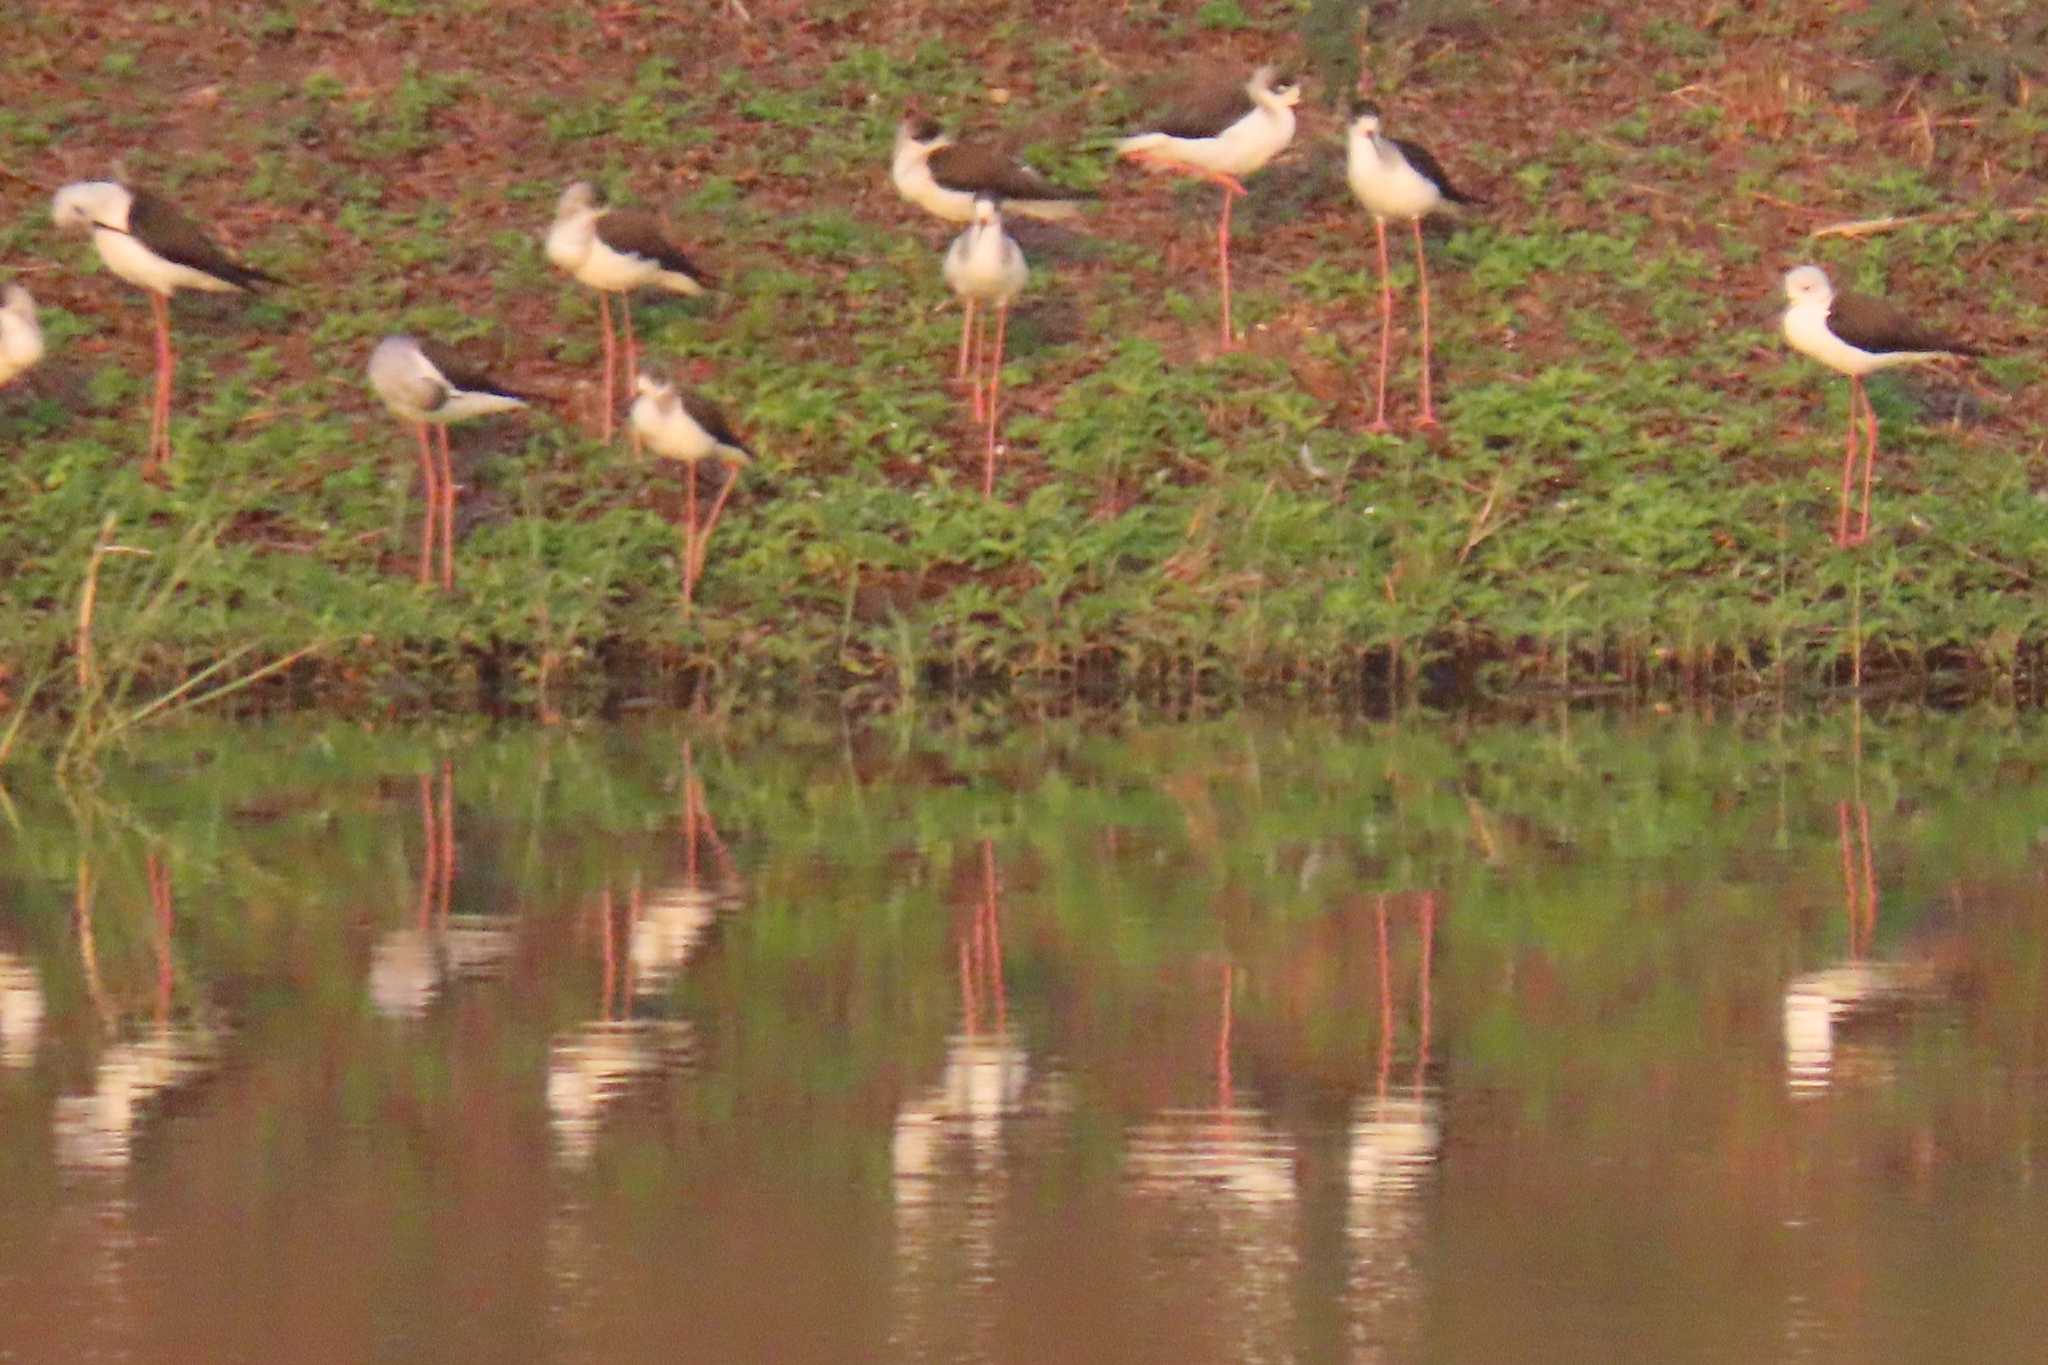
[[3, 0, 2045, 727]]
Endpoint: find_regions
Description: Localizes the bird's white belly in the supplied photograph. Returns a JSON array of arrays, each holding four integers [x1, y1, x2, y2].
[[579, 238, 661, 293], [944, 232, 1026, 304], [635, 410, 716, 463], [1349, 157, 1441, 221], [544, 218, 592, 274], [95, 226, 235, 294], [1783, 304, 1932, 377]]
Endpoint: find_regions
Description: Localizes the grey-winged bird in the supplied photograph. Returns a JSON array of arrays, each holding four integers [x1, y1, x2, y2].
[[545, 182, 712, 442], [891, 117, 1094, 225], [629, 372, 753, 613], [1115, 66, 1300, 350], [1780, 265, 1980, 548], [368, 335, 530, 590], [52, 180, 278, 473], [1345, 102, 1482, 432], [942, 196, 1028, 497]]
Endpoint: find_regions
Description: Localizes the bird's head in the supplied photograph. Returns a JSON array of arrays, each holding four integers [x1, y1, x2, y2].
[[1783, 265, 1833, 306], [971, 195, 1002, 225], [1348, 100, 1384, 137], [896, 115, 949, 153], [555, 181, 598, 219], [1252, 66, 1303, 107], [52, 181, 129, 234], [1, 284, 32, 319], [634, 372, 675, 403]]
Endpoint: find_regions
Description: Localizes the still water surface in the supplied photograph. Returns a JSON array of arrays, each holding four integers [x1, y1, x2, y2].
[[1, 712, 2045, 1362]]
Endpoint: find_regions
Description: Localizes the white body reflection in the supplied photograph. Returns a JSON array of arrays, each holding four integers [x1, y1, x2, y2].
[[368, 926, 440, 1019], [629, 882, 718, 1004], [1123, 1107, 1299, 1205], [1348, 1093, 1440, 1197], [54, 1025, 222, 1171], [368, 916, 518, 1020], [0, 952, 47, 1068], [892, 1032, 1036, 1197], [1783, 961, 1934, 1095], [546, 1020, 695, 1168]]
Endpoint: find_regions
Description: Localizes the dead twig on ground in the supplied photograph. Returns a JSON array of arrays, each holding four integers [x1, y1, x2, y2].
[[1812, 206, 2045, 239]]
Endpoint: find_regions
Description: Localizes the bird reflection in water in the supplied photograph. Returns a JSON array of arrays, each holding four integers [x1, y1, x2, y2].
[[889, 840, 1059, 1358], [1783, 795, 1941, 1096], [0, 948, 47, 1070], [893, 840, 1044, 1202], [1350, 890, 1442, 1197], [628, 741, 740, 1006], [54, 845, 223, 1172], [367, 760, 515, 1021], [547, 744, 722, 1167]]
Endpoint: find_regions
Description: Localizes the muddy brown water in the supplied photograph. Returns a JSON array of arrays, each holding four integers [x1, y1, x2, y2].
[[0, 714, 2044, 1362]]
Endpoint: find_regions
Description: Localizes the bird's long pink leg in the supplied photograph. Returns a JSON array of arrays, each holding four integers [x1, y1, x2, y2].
[[1370, 217, 1393, 432], [1856, 378, 1879, 546], [437, 424, 457, 591], [1836, 380, 1859, 549], [985, 301, 1009, 499], [598, 292, 615, 441], [970, 305, 990, 424], [690, 463, 738, 585], [620, 293, 638, 409], [957, 297, 979, 421], [1413, 218, 1438, 429], [681, 460, 699, 611], [1215, 180, 1243, 350], [415, 422, 437, 586], [149, 292, 174, 471]]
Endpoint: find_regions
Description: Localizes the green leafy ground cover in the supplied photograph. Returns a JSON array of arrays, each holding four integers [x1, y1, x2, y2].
[[2, 0, 2045, 720]]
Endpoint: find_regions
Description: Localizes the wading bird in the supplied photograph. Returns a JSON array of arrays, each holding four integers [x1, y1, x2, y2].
[[1345, 102, 1482, 431], [890, 116, 1094, 224], [1115, 65, 1300, 349], [0, 285, 43, 388], [51, 181, 277, 474], [1780, 265, 1980, 548], [367, 335, 530, 590], [629, 372, 753, 613], [545, 182, 712, 441], [942, 196, 1028, 497]]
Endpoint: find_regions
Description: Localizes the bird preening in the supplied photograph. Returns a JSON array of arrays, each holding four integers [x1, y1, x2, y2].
[[368, 335, 531, 591], [629, 370, 753, 614]]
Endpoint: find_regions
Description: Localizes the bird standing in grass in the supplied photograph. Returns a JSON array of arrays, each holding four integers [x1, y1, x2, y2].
[[368, 335, 531, 590], [1344, 102, 1482, 432], [1115, 65, 1300, 350], [51, 180, 278, 474], [1780, 265, 1981, 548], [0, 285, 43, 388], [629, 372, 752, 613], [890, 116, 1095, 225], [545, 182, 713, 442], [942, 196, 1028, 498]]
